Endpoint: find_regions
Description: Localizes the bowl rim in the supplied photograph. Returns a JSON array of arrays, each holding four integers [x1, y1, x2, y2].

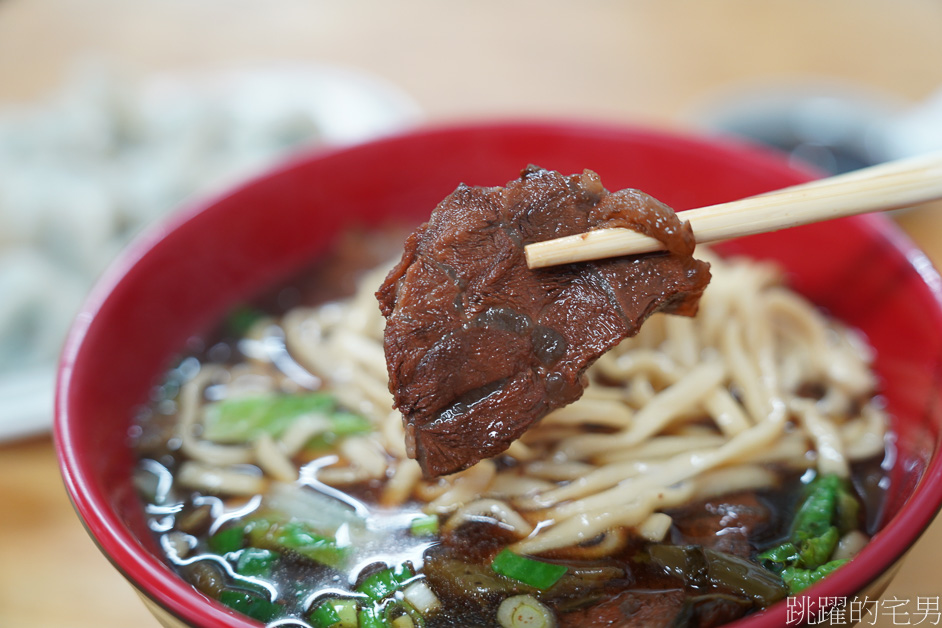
[[54, 118, 942, 628]]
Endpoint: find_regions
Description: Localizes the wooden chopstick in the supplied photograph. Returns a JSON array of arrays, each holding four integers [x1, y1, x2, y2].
[[525, 151, 942, 269]]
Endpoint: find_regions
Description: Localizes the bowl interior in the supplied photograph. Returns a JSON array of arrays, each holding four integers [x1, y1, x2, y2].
[[56, 121, 942, 627]]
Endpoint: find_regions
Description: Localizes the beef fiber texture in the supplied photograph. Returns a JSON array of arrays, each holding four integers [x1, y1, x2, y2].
[[377, 166, 711, 477]]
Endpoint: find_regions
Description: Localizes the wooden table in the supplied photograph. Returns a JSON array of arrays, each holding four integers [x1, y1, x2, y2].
[[2, 1, 942, 626]]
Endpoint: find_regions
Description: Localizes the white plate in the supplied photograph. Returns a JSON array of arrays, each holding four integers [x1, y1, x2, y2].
[[0, 63, 421, 442], [0, 366, 57, 441]]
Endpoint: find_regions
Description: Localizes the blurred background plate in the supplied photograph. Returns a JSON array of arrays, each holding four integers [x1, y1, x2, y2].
[[687, 78, 942, 176], [0, 62, 421, 442]]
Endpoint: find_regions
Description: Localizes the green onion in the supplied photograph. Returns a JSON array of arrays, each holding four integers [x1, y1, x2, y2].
[[496, 594, 555, 628], [226, 305, 268, 336], [357, 564, 415, 601], [309, 601, 342, 628], [309, 598, 358, 628], [245, 518, 348, 568], [263, 482, 367, 540], [218, 590, 281, 623], [358, 604, 389, 628], [303, 411, 373, 450], [402, 579, 441, 616], [409, 514, 439, 537], [208, 525, 245, 555], [202, 392, 336, 443], [391, 614, 417, 628], [235, 548, 277, 579], [334, 600, 359, 627], [491, 549, 568, 590], [382, 601, 425, 628]]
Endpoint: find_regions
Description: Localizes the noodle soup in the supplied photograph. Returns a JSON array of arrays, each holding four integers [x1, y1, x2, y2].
[[131, 230, 889, 628]]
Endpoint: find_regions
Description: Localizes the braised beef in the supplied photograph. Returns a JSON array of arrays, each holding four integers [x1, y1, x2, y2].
[[377, 166, 711, 477], [690, 595, 753, 628], [559, 588, 691, 628], [668, 492, 772, 558]]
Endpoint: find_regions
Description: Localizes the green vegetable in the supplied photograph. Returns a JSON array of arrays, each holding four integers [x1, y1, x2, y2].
[[491, 549, 569, 590], [835, 487, 862, 534], [496, 595, 555, 628], [792, 475, 843, 541], [648, 544, 788, 607], [309, 601, 342, 628], [218, 590, 282, 623], [202, 392, 336, 443], [357, 564, 415, 601], [358, 604, 389, 628], [402, 579, 441, 617], [330, 599, 359, 628], [303, 411, 374, 450], [757, 473, 863, 593], [756, 542, 799, 565], [797, 526, 839, 569], [309, 598, 358, 628], [208, 525, 245, 555], [384, 600, 427, 628], [226, 305, 268, 336], [245, 517, 348, 568], [264, 481, 366, 536], [409, 514, 439, 537], [782, 560, 849, 593], [235, 548, 278, 579]]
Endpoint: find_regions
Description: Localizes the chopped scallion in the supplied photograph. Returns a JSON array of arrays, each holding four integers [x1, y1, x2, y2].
[[309, 598, 358, 628], [202, 392, 335, 443], [358, 604, 388, 628], [208, 525, 245, 555], [235, 547, 277, 579], [392, 614, 417, 628], [496, 594, 555, 628], [356, 564, 415, 601], [245, 518, 348, 568], [402, 579, 441, 616], [218, 590, 281, 623], [409, 514, 439, 537], [226, 305, 268, 336], [491, 549, 568, 590], [303, 411, 373, 450], [309, 601, 342, 628], [757, 473, 862, 592]]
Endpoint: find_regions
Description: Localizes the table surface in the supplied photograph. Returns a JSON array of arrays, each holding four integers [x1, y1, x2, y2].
[[3, 1, 942, 627]]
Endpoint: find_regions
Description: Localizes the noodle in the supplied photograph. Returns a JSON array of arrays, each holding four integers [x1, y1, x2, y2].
[[177, 460, 266, 495], [177, 366, 255, 467], [427, 461, 498, 514], [637, 512, 673, 542], [443, 499, 535, 538], [254, 433, 299, 483], [380, 458, 423, 507]]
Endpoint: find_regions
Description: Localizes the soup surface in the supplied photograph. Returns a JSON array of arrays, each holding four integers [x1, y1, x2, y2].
[[131, 229, 889, 628]]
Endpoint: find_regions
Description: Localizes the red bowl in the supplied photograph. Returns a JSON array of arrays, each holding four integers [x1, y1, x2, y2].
[[55, 121, 942, 627]]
